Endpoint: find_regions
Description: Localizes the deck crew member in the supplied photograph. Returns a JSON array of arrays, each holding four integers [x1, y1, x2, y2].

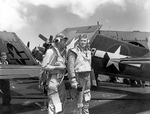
[[0, 52, 11, 113]]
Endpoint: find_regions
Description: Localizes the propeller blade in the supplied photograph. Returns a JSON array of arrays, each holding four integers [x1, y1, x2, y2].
[[49, 35, 53, 43], [27, 41, 30, 48], [39, 34, 47, 42]]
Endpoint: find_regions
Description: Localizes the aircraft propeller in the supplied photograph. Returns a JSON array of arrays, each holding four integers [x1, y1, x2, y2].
[[39, 34, 47, 42]]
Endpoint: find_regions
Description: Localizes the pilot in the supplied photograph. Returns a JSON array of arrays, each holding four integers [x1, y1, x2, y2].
[[67, 34, 91, 114], [41, 33, 68, 114], [0, 52, 11, 112]]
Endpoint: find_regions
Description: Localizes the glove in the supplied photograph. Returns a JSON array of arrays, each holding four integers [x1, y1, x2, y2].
[[70, 78, 78, 89]]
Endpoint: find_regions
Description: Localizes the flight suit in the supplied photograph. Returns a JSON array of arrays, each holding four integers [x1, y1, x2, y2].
[[42, 47, 66, 114], [67, 47, 91, 114]]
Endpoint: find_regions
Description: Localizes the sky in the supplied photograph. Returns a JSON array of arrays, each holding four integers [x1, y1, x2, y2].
[[0, 0, 150, 50]]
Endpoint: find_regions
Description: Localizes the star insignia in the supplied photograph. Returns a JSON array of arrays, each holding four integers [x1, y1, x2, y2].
[[7, 43, 29, 65], [106, 46, 127, 71]]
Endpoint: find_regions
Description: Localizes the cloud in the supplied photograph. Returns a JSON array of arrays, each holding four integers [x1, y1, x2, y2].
[[23, 0, 126, 19], [0, 0, 149, 31], [144, 0, 150, 11], [0, 0, 28, 31]]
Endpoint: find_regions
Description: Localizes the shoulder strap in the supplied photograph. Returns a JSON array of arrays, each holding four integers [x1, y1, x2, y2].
[[53, 46, 61, 58], [46, 47, 58, 66]]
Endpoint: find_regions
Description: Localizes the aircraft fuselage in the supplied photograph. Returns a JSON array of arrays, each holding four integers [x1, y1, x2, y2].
[[91, 34, 150, 81]]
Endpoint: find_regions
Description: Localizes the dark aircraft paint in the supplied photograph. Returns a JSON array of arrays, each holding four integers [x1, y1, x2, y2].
[[7, 43, 30, 65], [91, 34, 149, 81]]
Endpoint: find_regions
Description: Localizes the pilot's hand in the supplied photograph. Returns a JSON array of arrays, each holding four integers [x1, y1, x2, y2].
[[55, 63, 66, 70], [43, 65, 55, 71], [70, 78, 78, 89]]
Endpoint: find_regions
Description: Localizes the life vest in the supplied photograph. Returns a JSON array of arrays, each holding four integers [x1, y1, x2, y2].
[[42, 46, 66, 74], [70, 47, 91, 73], [49, 46, 66, 75], [39, 46, 66, 89]]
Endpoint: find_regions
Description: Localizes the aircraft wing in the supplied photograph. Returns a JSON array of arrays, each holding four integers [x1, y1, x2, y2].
[[0, 31, 40, 79], [0, 64, 41, 79], [61, 25, 102, 50], [111, 57, 150, 64], [0, 31, 38, 65], [100, 30, 150, 49]]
